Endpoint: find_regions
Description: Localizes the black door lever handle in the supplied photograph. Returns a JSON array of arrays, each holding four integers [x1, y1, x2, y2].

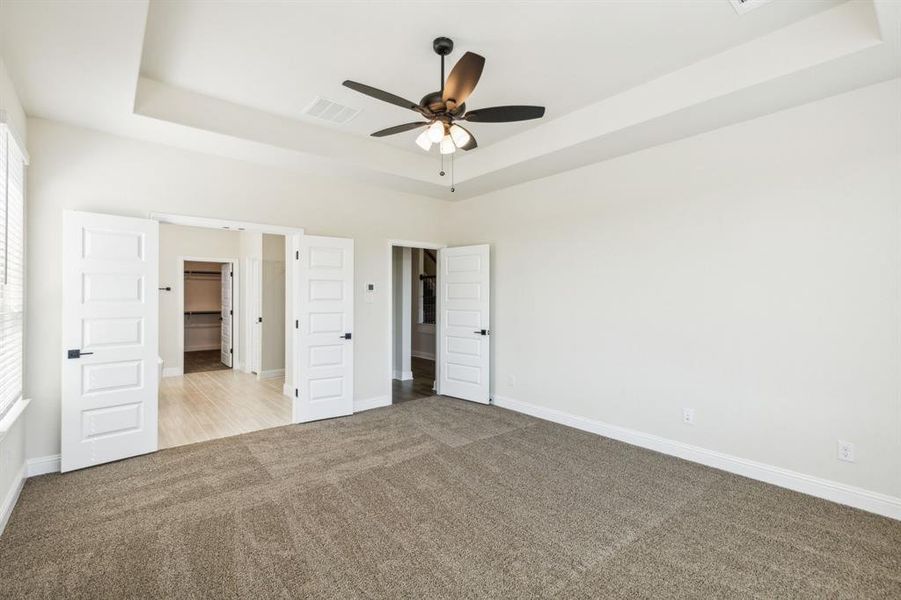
[[67, 349, 94, 359]]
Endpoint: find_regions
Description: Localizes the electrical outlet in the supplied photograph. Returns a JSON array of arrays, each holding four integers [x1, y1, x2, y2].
[[682, 408, 695, 425], [837, 440, 855, 463]]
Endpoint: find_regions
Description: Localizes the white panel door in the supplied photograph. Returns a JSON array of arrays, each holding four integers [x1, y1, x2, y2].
[[220, 263, 233, 367], [61, 211, 159, 472], [248, 258, 262, 374], [439, 244, 490, 404], [295, 235, 354, 422]]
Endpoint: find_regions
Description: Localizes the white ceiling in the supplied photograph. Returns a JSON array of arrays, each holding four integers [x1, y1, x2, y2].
[[1, 0, 899, 199]]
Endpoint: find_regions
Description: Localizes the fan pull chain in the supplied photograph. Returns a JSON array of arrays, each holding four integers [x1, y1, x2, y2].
[[450, 153, 455, 193], [437, 146, 454, 192]]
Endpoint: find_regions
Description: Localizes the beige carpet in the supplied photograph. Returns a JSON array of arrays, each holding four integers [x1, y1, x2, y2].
[[1, 397, 899, 598]]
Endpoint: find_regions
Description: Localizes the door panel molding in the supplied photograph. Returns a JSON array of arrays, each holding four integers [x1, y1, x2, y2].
[[438, 244, 490, 404], [294, 235, 354, 422], [61, 211, 159, 472]]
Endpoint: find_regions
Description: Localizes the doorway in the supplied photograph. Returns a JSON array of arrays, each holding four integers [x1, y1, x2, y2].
[[183, 259, 233, 374], [391, 244, 439, 403], [61, 211, 359, 472], [246, 235, 288, 382], [157, 222, 292, 448], [159, 223, 291, 449]]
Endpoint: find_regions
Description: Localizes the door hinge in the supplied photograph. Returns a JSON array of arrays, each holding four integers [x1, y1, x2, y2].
[[230, 309, 233, 316], [294, 388, 298, 397], [230, 348, 233, 354], [258, 316, 263, 323], [295, 250, 300, 260], [230, 271, 233, 277], [295, 319, 299, 329]]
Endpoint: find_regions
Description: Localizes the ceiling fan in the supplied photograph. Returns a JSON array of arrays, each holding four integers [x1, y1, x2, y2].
[[342, 37, 545, 158]]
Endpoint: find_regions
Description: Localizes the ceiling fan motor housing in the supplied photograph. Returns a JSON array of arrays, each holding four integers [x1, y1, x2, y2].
[[433, 37, 454, 56], [420, 91, 465, 116]]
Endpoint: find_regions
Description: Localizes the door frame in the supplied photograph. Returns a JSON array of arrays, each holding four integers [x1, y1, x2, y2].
[[150, 213, 304, 409], [386, 239, 445, 400], [175, 255, 239, 372]]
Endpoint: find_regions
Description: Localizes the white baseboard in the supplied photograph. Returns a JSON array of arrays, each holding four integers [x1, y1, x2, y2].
[[162, 366, 183, 378], [354, 395, 391, 413], [259, 368, 285, 380], [392, 370, 414, 381], [26, 454, 61, 477], [492, 395, 901, 521], [411, 351, 435, 361], [0, 462, 25, 536]]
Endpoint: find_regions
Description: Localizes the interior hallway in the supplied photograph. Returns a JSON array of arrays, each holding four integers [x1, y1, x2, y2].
[[392, 357, 435, 404], [159, 370, 291, 449]]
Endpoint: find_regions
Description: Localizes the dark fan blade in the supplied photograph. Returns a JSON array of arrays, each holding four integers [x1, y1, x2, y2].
[[456, 125, 477, 151], [342, 80, 423, 113], [370, 122, 429, 137], [464, 105, 546, 123], [442, 52, 485, 108]]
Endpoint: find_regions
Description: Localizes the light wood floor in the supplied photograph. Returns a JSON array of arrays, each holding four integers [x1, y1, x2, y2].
[[159, 370, 291, 449]]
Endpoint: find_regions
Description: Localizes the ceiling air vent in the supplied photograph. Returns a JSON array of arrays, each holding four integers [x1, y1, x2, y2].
[[729, 0, 774, 15], [303, 96, 360, 125]]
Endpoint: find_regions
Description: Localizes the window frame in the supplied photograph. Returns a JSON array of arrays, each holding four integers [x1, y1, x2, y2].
[[0, 123, 26, 422]]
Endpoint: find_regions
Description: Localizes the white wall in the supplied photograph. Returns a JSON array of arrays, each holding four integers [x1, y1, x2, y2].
[[444, 79, 901, 500], [391, 246, 412, 380], [160, 224, 241, 371], [0, 401, 26, 534], [24, 117, 447, 460], [0, 57, 26, 148]]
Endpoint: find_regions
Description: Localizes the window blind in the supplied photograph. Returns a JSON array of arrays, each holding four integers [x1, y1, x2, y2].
[[0, 125, 25, 420]]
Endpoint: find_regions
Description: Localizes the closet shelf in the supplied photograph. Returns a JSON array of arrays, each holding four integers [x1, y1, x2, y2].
[[184, 310, 221, 315]]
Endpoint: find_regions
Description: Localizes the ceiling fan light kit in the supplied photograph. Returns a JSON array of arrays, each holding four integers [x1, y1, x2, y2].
[[415, 130, 432, 151], [427, 121, 445, 143], [343, 36, 546, 191], [449, 124, 471, 148]]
